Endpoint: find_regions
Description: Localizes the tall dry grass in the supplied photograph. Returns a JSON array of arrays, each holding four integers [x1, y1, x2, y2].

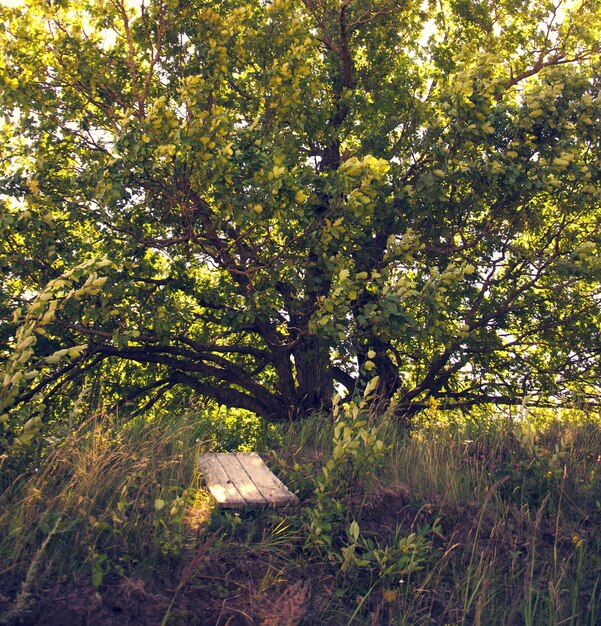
[[0, 410, 211, 621]]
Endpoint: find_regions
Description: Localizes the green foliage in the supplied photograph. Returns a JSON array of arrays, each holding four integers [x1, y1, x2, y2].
[[0, 258, 114, 445], [89, 551, 115, 590], [190, 404, 282, 452], [1, 0, 600, 429], [336, 518, 436, 580], [306, 378, 387, 550]]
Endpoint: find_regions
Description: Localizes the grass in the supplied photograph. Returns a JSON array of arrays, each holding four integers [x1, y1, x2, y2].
[[0, 410, 212, 624], [1, 402, 601, 624]]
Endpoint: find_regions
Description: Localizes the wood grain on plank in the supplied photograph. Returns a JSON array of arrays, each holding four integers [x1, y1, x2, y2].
[[216, 453, 268, 505], [198, 452, 299, 508], [236, 452, 299, 506], [198, 453, 247, 507]]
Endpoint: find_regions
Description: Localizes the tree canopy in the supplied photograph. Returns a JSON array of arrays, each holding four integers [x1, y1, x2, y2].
[[1, 0, 601, 437]]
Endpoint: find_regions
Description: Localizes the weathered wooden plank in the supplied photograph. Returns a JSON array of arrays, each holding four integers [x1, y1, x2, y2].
[[216, 453, 268, 506], [236, 452, 299, 506], [198, 452, 299, 508], [198, 453, 248, 508]]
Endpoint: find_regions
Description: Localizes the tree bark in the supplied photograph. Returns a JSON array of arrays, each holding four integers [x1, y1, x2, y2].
[[293, 334, 334, 417]]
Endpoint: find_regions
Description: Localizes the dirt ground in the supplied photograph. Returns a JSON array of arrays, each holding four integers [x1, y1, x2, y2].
[[0, 485, 427, 626]]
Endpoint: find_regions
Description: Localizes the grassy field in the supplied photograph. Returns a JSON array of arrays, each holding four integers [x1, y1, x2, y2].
[[1, 397, 601, 625]]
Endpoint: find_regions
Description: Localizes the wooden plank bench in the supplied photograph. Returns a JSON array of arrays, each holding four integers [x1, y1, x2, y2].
[[198, 452, 299, 509]]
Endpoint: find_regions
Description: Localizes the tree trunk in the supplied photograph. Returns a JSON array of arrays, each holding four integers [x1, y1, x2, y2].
[[293, 334, 334, 417]]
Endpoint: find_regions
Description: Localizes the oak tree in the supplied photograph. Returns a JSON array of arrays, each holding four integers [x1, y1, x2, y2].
[[1, 0, 601, 434]]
